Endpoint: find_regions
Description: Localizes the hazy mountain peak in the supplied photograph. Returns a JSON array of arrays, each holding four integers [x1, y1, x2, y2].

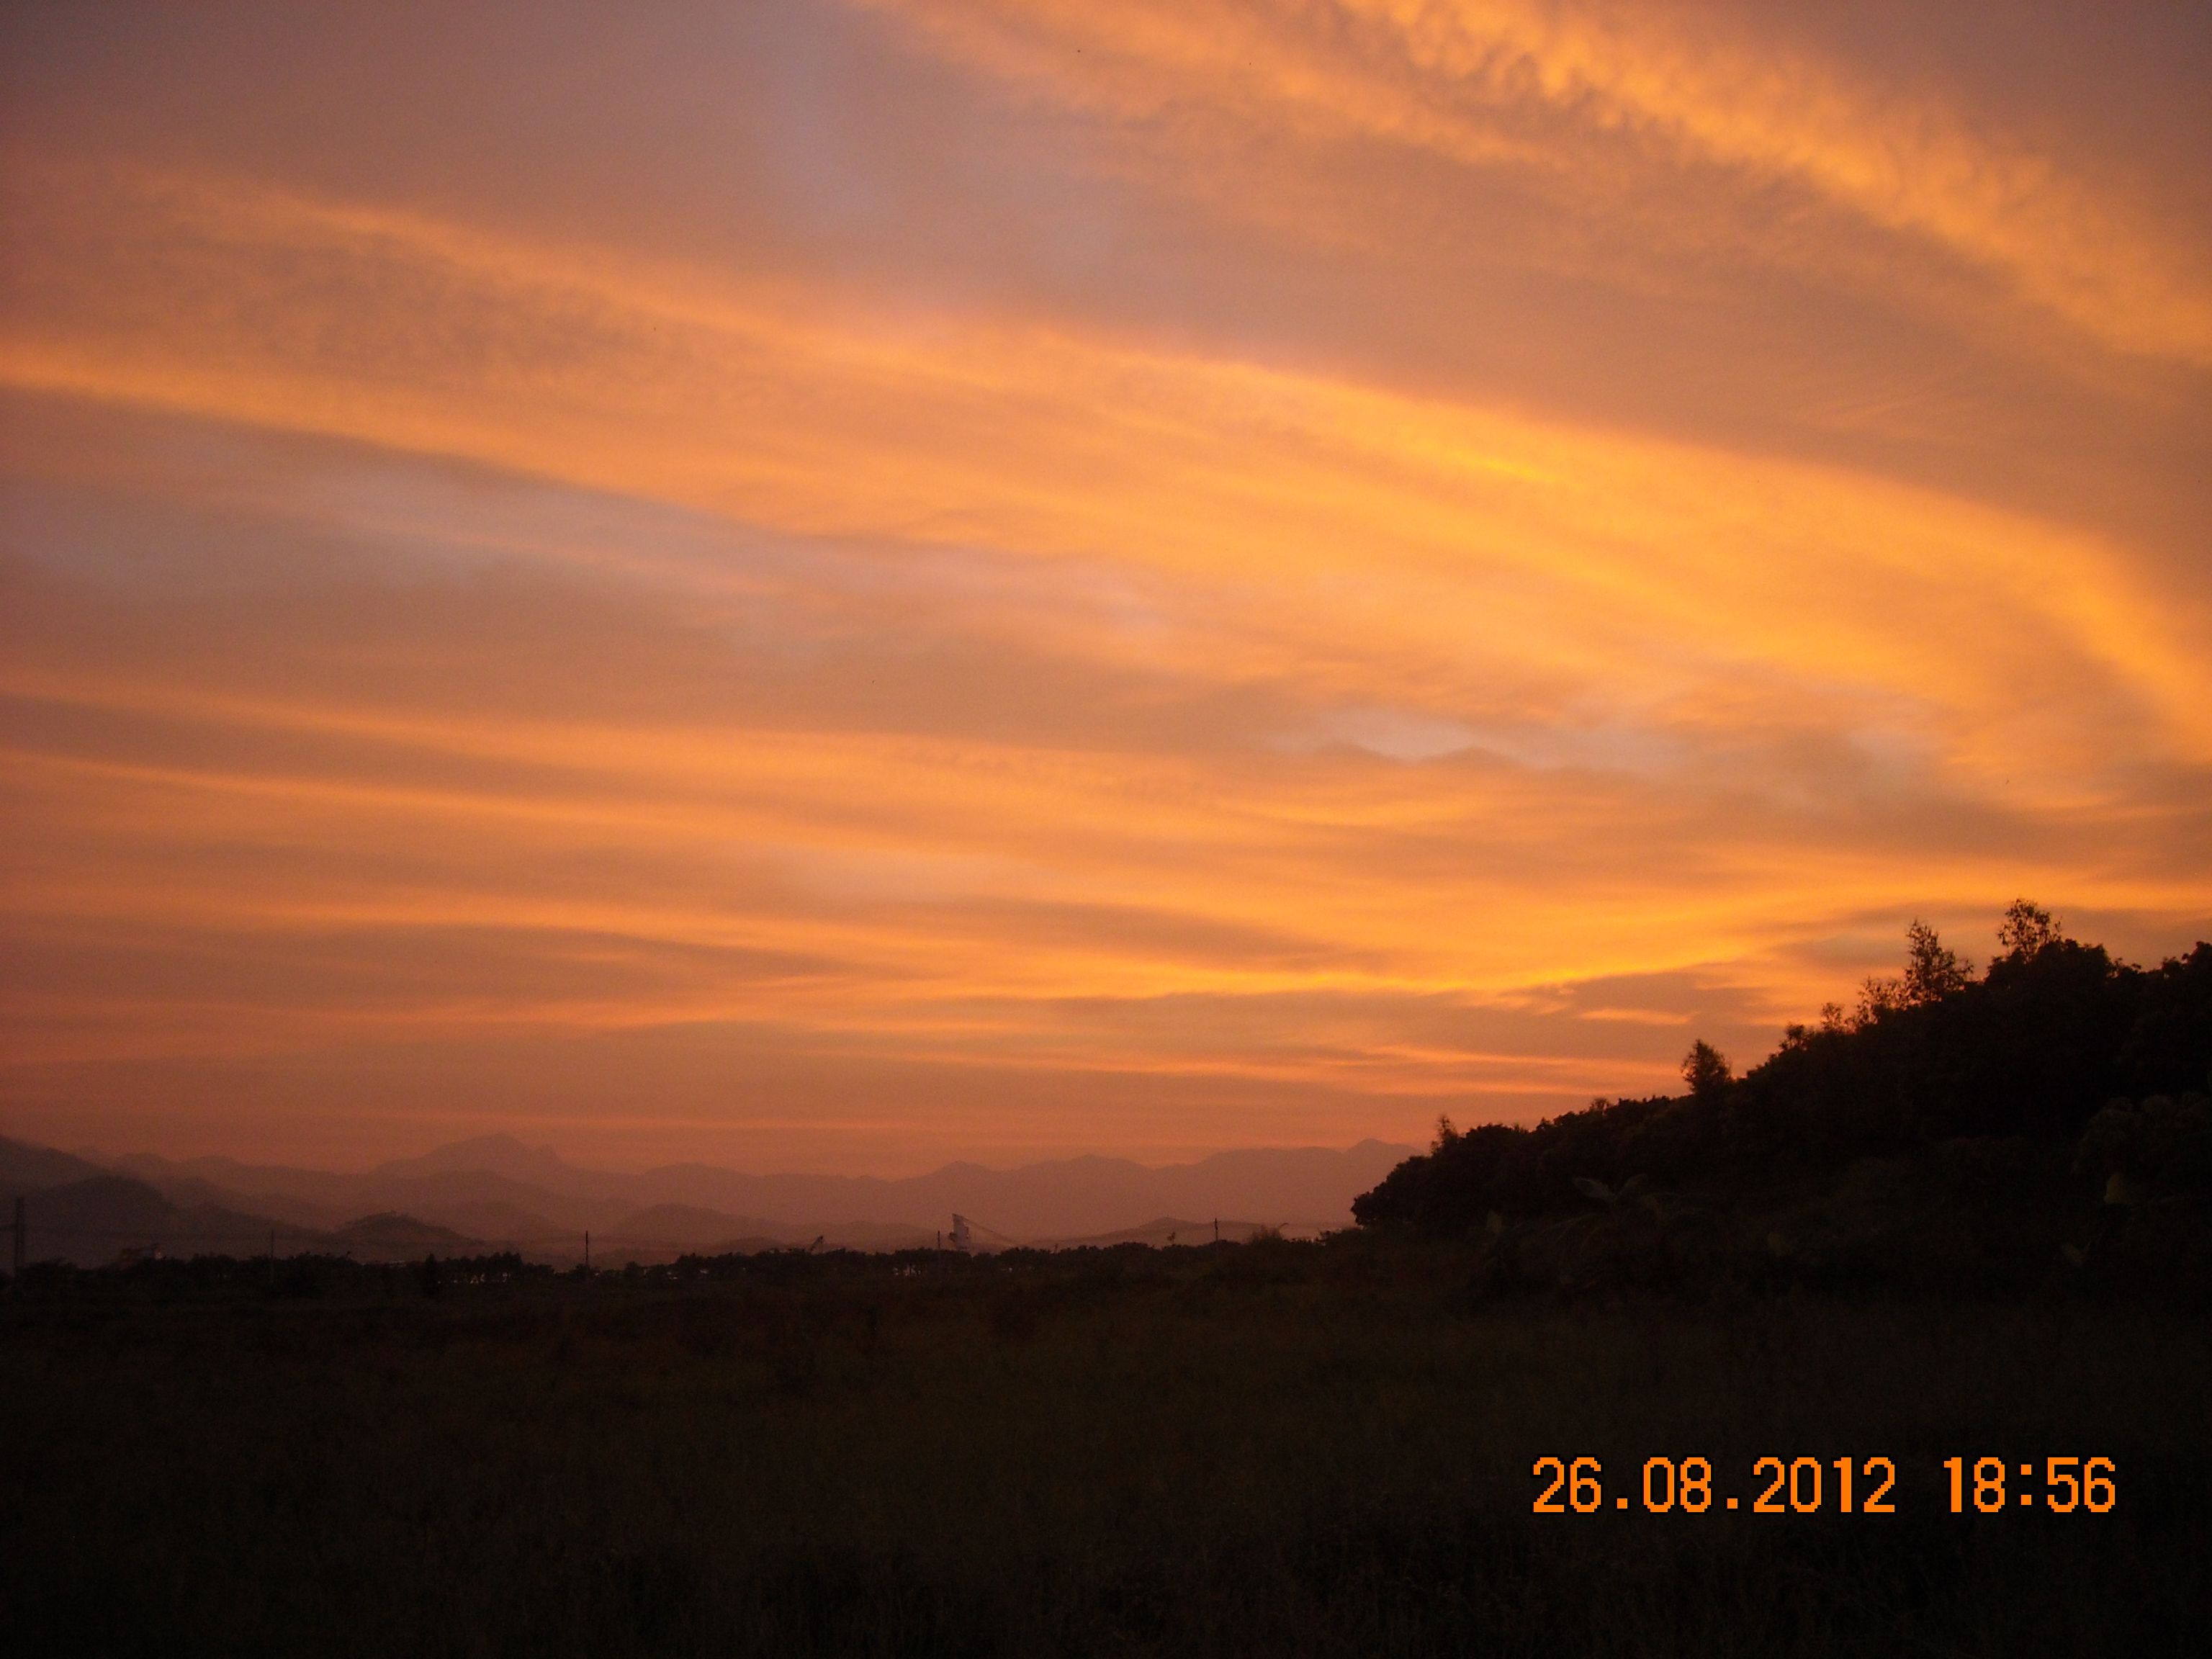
[[1, 1133, 110, 1197], [1, 1128, 1419, 1259], [372, 1135, 583, 1186]]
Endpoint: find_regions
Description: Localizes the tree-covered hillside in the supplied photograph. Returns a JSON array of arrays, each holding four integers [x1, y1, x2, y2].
[[1353, 905, 2212, 1298]]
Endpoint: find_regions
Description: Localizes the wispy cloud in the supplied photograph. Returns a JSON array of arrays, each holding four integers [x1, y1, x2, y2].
[[1, 4, 2206, 1169], [871, 0, 2212, 367]]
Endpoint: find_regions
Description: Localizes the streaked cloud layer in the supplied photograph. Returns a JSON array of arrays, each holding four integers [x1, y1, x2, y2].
[[879, 0, 2212, 365], [3, 3, 2207, 1170]]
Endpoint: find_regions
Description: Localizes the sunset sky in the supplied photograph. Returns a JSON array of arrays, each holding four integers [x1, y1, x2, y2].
[[4, 2, 2208, 1173]]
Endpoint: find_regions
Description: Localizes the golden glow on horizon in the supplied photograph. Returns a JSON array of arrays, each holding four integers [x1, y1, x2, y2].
[[2, 3, 2207, 1171]]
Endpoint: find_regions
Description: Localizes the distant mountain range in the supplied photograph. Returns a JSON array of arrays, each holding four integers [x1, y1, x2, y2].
[[0, 1132, 1413, 1268]]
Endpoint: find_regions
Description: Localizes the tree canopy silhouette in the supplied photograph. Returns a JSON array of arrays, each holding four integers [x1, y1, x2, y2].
[[1353, 905, 2212, 1246], [1681, 1040, 1732, 1100]]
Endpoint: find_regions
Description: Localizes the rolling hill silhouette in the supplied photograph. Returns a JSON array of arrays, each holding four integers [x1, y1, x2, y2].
[[1354, 909, 2211, 1300], [4, 1133, 1413, 1265]]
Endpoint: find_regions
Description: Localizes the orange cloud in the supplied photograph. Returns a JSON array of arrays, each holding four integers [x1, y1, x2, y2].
[[869, 0, 2212, 367], [6, 161, 2201, 767], [1, 7, 2206, 1169]]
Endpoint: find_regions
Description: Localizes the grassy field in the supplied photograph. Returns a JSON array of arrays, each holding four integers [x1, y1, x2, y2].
[[2, 1242, 2205, 1656]]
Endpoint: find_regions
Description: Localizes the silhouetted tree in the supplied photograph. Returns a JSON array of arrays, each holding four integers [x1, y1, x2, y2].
[[1902, 920, 1972, 1004], [1996, 898, 2064, 961], [1681, 1040, 1732, 1099], [1855, 973, 1905, 1024], [1858, 919, 1972, 1022]]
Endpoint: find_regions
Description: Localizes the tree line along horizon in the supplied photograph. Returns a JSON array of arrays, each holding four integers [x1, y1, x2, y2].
[[1673, 899, 2070, 1107], [1353, 899, 2212, 1256]]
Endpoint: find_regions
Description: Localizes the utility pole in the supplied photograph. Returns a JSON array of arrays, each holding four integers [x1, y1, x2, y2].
[[1213, 1218, 1219, 1244], [268, 1226, 276, 1288], [9, 1195, 23, 1284], [583, 1231, 590, 1274]]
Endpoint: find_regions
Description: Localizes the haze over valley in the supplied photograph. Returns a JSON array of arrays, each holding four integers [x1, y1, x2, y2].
[[0, 1131, 1411, 1264]]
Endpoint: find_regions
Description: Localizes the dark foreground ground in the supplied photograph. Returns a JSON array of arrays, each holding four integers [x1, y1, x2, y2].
[[2, 1242, 2206, 1657]]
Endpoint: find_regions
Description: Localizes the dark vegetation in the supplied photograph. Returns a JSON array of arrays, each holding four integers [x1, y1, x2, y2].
[[5, 1244, 2208, 1657], [2, 905, 2206, 1655], [1356, 903, 2212, 1303]]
